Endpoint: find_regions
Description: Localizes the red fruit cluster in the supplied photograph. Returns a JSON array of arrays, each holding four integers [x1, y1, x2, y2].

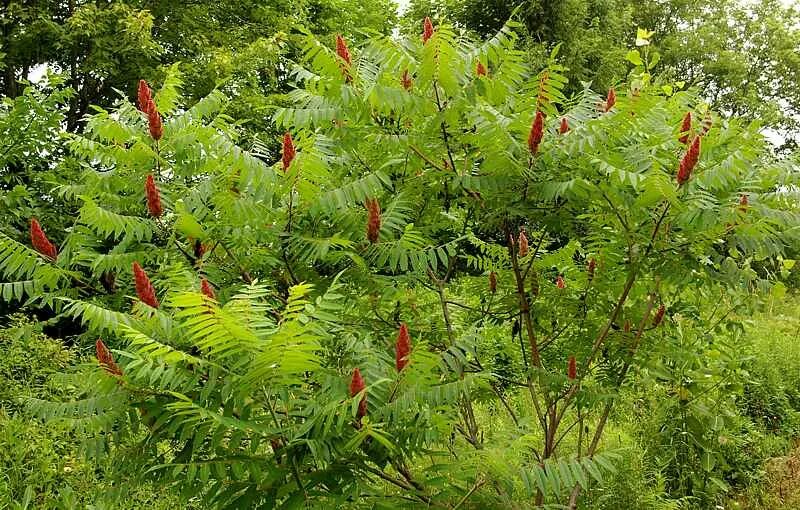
[[489, 271, 497, 293], [138, 80, 162, 140], [559, 117, 569, 134], [335, 35, 353, 83], [30, 219, 57, 260], [739, 194, 749, 212], [518, 229, 529, 257], [401, 69, 413, 90], [201, 278, 216, 299], [144, 174, 163, 218], [567, 355, 577, 380], [679, 112, 692, 145], [604, 88, 616, 112], [282, 132, 296, 171], [556, 275, 566, 289], [677, 135, 701, 185], [137, 80, 153, 114], [96, 339, 122, 376], [587, 257, 596, 282], [422, 17, 434, 44], [476, 61, 487, 77], [365, 198, 381, 244], [528, 111, 544, 155], [133, 262, 159, 308], [336, 34, 351, 65], [395, 323, 411, 372], [349, 368, 367, 419], [149, 109, 163, 141], [653, 304, 666, 326]]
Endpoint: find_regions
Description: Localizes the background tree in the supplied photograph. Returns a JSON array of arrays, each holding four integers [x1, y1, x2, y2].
[[0, 77, 77, 254], [0, 1, 162, 129], [0, 0, 397, 132], [638, 0, 800, 153], [401, 0, 634, 94], [402, 0, 800, 149]]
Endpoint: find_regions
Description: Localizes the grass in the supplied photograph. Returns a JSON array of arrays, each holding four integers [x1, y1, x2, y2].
[[0, 315, 189, 509]]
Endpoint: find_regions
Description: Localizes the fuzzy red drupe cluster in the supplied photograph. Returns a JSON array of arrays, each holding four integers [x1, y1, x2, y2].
[[133, 261, 159, 308], [30, 219, 57, 260]]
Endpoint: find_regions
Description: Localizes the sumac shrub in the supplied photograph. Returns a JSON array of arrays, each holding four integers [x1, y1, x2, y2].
[[1, 19, 798, 510]]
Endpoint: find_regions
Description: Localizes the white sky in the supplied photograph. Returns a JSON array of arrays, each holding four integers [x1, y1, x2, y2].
[[396, 0, 410, 15]]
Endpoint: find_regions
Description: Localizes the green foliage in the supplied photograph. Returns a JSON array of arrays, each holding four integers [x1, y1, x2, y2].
[[0, 316, 189, 509], [590, 297, 800, 509], [739, 300, 800, 435], [0, 19, 798, 510], [519, 451, 621, 500], [0, 80, 78, 245], [403, 0, 800, 149], [0, 0, 398, 141]]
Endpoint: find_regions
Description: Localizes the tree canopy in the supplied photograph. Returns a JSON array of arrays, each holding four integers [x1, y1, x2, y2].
[[402, 0, 800, 150], [0, 0, 397, 131]]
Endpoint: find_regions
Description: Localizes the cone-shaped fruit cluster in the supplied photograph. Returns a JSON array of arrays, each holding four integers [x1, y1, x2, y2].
[[604, 88, 616, 112], [149, 109, 162, 140], [349, 368, 367, 419], [365, 198, 381, 244], [30, 219, 57, 260], [282, 132, 296, 171], [336, 34, 352, 65], [587, 257, 596, 282], [653, 304, 666, 326], [677, 136, 701, 185], [133, 262, 159, 308], [137, 80, 153, 114], [96, 339, 123, 376], [401, 69, 413, 90], [336, 35, 352, 82], [489, 271, 497, 293], [138, 81, 163, 141], [567, 356, 577, 380], [518, 229, 529, 257], [422, 17, 434, 44], [201, 278, 215, 299], [476, 61, 487, 77], [395, 323, 411, 372], [559, 117, 569, 134], [556, 275, 566, 289], [679, 112, 692, 144], [145, 174, 163, 218], [193, 239, 206, 259], [528, 111, 544, 155]]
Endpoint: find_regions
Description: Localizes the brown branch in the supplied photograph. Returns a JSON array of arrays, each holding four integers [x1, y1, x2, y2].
[[453, 477, 486, 510], [408, 143, 449, 173], [566, 291, 657, 509], [221, 242, 254, 284], [507, 228, 541, 367], [360, 464, 433, 505], [489, 383, 519, 427], [560, 201, 672, 413]]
